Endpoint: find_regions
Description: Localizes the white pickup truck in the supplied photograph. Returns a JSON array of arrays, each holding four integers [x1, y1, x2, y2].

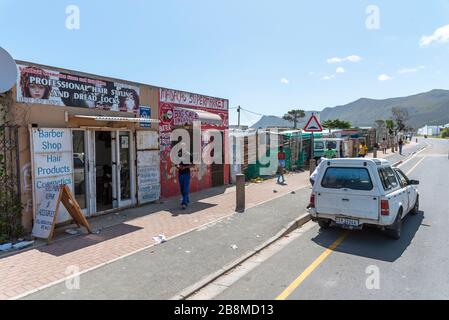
[[308, 158, 420, 239]]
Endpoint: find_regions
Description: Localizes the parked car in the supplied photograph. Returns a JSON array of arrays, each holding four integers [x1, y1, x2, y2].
[[308, 158, 419, 239], [313, 138, 345, 161]]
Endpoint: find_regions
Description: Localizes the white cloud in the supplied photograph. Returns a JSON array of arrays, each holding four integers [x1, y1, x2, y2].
[[322, 75, 335, 80], [346, 55, 362, 63], [378, 74, 393, 81], [280, 78, 289, 84], [398, 66, 425, 74], [420, 24, 449, 47], [327, 55, 362, 64], [336, 67, 345, 73]]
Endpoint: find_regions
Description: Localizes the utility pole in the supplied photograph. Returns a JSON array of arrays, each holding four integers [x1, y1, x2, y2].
[[237, 105, 241, 129]]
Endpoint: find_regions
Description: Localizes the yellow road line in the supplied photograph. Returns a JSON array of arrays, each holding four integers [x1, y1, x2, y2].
[[406, 156, 426, 175], [276, 231, 349, 300]]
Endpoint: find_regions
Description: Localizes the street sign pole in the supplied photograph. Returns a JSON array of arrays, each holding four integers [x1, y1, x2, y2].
[[303, 113, 323, 165], [311, 131, 314, 162]]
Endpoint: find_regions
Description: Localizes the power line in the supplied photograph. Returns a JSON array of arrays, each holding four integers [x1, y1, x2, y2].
[[241, 107, 264, 116]]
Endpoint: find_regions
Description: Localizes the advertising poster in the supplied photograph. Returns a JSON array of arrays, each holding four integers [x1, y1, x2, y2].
[[32, 185, 61, 239], [137, 151, 161, 204], [17, 63, 140, 113], [31, 128, 74, 223], [140, 106, 151, 128]]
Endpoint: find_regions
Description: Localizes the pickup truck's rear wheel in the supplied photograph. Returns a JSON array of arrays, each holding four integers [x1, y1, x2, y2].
[[386, 212, 402, 240], [410, 197, 419, 215], [318, 219, 331, 229]]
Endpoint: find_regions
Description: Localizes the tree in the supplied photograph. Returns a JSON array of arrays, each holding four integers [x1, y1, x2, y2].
[[283, 109, 305, 129], [333, 119, 352, 129], [385, 119, 395, 135], [391, 107, 409, 132], [322, 119, 352, 133], [441, 128, 449, 138], [375, 120, 385, 129]]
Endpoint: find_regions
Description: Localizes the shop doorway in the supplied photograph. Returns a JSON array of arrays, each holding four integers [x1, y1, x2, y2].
[[75, 129, 136, 216], [211, 132, 225, 187], [95, 131, 113, 212], [72, 130, 88, 213]]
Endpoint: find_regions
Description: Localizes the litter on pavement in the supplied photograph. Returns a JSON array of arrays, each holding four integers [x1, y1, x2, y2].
[[65, 228, 80, 235], [153, 234, 167, 244], [230, 244, 238, 250]]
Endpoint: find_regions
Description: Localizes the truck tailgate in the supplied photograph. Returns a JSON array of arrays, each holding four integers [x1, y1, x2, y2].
[[316, 191, 379, 220]]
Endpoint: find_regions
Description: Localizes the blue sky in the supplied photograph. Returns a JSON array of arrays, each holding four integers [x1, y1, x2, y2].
[[1, 0, 449, 125]]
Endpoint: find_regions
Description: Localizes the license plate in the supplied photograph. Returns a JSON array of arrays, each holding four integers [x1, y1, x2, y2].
[[335, 217, 359, 227]]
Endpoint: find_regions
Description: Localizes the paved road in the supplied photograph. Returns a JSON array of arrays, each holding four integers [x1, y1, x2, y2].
[[208, 138, 449, 300]]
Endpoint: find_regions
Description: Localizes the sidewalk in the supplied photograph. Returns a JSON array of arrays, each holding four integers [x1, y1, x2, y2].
[[0, 141, 423, 300], [0, 169, 310, 300]]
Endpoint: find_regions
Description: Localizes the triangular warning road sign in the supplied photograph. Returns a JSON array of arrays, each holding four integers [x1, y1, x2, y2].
[[303, 114, 323, 132]]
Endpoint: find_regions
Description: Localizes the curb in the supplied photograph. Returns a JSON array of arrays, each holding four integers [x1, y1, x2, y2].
[[171, 212, 311, 300]]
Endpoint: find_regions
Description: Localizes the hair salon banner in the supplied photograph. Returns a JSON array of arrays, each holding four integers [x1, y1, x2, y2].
[[16, 64, 140, 113]]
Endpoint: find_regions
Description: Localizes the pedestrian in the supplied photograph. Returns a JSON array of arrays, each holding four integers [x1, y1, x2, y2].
[[277, 146, 286, 184], [324, 143, 337, 159], [381, 138, 388, 154], [399, 138, 404, 155], [358, 141, 368, 158], [176, 143, 194, 210]]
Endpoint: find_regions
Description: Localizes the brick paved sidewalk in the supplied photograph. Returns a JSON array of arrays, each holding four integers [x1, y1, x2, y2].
[[0, 170, 310, 300]]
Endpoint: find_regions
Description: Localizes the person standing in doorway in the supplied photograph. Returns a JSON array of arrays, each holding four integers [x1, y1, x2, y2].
[[277, 146, 286, 185], [398, 138, 404, 155], [358, 141, 368, 158]]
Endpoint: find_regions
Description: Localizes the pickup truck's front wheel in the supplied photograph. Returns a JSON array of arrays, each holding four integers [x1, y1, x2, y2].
[[386, 211, 402, 240]]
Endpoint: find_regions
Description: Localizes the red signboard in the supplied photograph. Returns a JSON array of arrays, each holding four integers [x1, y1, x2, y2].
[[159, 89, 229, 198]]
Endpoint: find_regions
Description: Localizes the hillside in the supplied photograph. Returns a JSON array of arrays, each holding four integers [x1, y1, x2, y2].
[[251, 111, 318, 129], [320, 89, 449, 128], [250, 89, 449, 129]]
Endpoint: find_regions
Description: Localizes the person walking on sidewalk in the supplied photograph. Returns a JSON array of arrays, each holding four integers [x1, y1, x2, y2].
[[277, 146, 286, 184], [358, 141, 368, 158], [381, 138, 388, 154], [177, 161, 193, 210], [176, 142, 194, 210], [399, 138, 404, 155]]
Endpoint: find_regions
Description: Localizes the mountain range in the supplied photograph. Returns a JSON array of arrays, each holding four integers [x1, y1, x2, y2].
[[251, 89, 449, 129]]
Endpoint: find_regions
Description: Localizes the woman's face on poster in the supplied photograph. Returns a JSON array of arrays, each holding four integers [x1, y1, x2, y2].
[[29, 83, 46, 99], [125, 95, 136, 111]]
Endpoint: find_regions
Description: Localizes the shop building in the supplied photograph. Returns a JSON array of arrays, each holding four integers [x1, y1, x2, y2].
[[158, 88, 230, 198], [5, 61, 228, 231]]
